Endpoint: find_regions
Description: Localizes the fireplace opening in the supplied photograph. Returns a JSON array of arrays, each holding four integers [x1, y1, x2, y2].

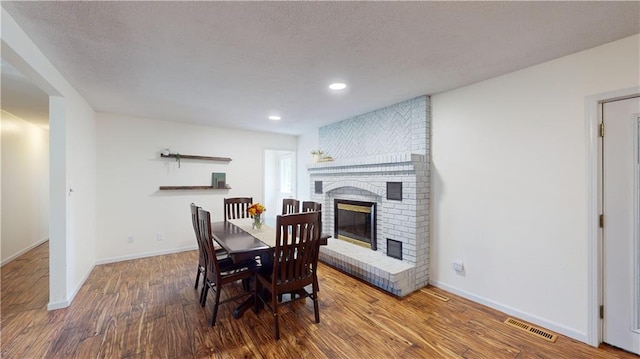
[[334, 199, 377, 250]]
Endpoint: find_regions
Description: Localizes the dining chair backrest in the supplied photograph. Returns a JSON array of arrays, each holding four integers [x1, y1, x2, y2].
[[301, 201, 321, 212], [272, 212, 321, 292], [224, 197, 253, 221], [197, 208, 223, 282], [282, 198, 300, 215], [302, 201, 323, 234], [191, 203, 205, 264]]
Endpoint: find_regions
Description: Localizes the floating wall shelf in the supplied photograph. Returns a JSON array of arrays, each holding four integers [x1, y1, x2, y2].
[[159, 185, 231, 190], [159, 152, 231, 189], [160, 153, 232, 162]]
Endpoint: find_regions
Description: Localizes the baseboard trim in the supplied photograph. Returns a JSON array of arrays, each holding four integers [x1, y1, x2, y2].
[[430, 281, 588, 344], [1, 237, 49, 267], [47, 262, 95, 311], [95, 245, 197, 265], [47, 300, 70, 311]]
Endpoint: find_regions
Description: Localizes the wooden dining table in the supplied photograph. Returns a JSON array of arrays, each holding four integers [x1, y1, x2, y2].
[[210, 219, 273, 262], [210, 218, 327, 319]]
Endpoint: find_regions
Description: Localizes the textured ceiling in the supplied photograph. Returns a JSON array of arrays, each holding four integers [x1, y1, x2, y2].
[[2, 1, 639, 135]]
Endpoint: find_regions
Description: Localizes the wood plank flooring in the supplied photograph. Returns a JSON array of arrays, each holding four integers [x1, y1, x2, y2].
[[1, 242, 637, 358]]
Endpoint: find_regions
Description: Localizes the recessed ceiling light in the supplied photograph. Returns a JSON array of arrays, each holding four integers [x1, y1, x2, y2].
[[268, 115, 281, 120], [329, 83, 347, 90]]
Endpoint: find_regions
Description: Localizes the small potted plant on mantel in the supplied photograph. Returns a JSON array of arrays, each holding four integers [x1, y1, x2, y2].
[[310, 150, 324, 163]]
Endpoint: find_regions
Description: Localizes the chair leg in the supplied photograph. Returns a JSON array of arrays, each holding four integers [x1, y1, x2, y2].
[[200, 279, 210, 307], [200, 283, 208, 307], [313, 296, 320, 323], [194, 266, 201, 289], [312, 280, 320, 323], [211, 286, 222, 326], [314, 273, 320, 292], [253, 285, 258, 314], [272, 290, 280, 340], [242, 278, 251, 292]]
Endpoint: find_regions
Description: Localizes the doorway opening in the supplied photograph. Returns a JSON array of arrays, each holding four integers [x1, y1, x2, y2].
[[263, 149, 296, 226], [586, 87, 640, 352], [1, 58, 51, 314], [600, 95, 640, 354]]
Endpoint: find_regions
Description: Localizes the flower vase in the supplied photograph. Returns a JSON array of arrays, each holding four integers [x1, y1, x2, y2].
[[253, 214, 262, 229]]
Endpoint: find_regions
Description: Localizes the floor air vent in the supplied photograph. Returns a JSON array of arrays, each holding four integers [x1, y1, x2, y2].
[[504, 318, 558, 343]]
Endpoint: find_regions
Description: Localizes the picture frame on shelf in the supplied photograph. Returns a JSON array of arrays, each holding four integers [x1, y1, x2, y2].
[[212, 172, 226, 189]]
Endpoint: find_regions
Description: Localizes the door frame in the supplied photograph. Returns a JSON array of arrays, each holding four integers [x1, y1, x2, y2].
[[262, 149, 297, 225], [586, 86, 640, 346], [2, 42, 69, 310]]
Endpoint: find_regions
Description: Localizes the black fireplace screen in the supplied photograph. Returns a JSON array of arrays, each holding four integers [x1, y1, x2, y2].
[[334, 199, 377, 250]]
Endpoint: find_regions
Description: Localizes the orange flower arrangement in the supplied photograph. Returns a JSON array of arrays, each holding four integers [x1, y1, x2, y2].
[[247, 203, 266, 217]]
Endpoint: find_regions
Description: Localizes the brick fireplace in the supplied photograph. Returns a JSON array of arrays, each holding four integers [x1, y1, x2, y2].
[[307, 96, 430, 296]]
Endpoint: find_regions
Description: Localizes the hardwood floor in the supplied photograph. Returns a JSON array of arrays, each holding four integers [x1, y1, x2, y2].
[[1, 242, 637, 358]]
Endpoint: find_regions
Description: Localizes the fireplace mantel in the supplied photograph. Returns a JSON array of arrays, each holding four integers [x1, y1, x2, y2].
[[308, 152, 427, 176]]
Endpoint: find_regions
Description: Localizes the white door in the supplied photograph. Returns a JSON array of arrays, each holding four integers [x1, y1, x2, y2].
[[603, 96, 640, 354], [277, 152, 295, 206]]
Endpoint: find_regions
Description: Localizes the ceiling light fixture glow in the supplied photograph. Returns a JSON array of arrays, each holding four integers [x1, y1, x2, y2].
[[329, 83, 347, 90], [268, 115, 281, 120]]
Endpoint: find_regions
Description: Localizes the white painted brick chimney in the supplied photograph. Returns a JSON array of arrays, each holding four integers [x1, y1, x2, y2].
[[308, 96, 430, 296]]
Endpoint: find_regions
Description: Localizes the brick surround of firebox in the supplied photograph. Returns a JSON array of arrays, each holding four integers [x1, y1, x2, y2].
[[308, 96, 430, 296]]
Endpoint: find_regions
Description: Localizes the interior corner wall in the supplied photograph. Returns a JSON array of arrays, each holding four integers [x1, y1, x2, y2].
[[95, 113, 297, 263], [1, 112, 50, 264], [430, 34, 640, 342], [2, 7, 97, 309], [297, 129, 318, 202]]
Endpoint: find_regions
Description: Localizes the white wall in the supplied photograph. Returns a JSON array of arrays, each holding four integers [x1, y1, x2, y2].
[[64, 95, 97, 305], [95, 113, 297, 263], [297, 129, 318, 201], [430, 34, 640, 342], [1, 111, 49, 264], [2, 8, 97, 309], [264, 150, 279, 225]]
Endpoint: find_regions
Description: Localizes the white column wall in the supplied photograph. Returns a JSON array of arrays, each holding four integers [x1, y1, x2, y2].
[[430, 34, 640, 342], [1, 111, 49, 264], [95, 113, 297, 262]]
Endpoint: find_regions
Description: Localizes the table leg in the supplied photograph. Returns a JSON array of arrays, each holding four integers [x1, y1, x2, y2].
[[233, 279, 267, 319], [233, 296, 256, 319]]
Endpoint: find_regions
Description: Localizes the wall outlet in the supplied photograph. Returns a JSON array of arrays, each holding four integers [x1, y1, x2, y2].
[[156, 232, 164, 241], [452, 260, 464, 272], [127, 236, 134, 244]]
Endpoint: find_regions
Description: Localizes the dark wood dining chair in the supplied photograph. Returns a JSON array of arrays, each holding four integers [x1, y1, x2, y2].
[[255, 211, 321, 340], [301, 201, 321, 212], [198, 208, 257, 326], [282, 198, 300, 215], [224, 197, 253, 221], [301, 201, 324, 292], [191, 203, 228, 293]]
